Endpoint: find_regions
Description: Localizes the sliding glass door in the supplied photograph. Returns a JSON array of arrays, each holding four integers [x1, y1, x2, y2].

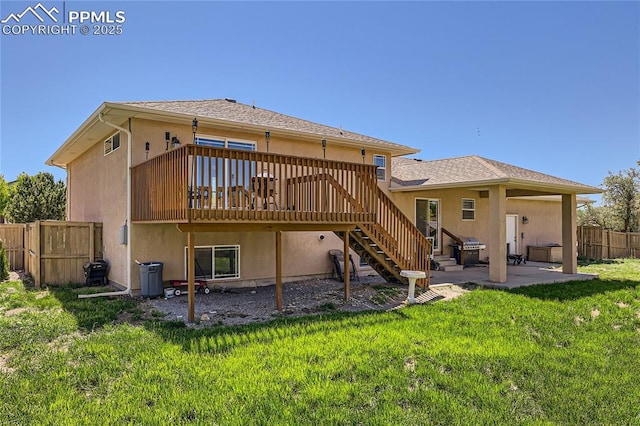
[[415, 198, 440, 252]]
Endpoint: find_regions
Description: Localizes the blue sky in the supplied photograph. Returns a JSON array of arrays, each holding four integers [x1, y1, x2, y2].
[[1, 1, 639, 201]]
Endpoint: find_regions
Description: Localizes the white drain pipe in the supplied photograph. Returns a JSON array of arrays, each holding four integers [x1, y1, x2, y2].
[[79, 113, 132, 298]]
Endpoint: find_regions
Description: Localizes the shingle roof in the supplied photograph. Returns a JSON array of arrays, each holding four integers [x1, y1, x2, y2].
[[116, 99, 416, 153], [391, 156, 600, 193]]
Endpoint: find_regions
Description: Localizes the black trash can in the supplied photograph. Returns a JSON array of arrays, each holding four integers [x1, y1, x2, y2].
[[139, 262, 164, 298]]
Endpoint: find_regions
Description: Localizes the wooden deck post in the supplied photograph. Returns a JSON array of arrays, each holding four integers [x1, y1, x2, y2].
[[344, 230, 350, 300], [275, 230, 283, 311], [187, 231, 195, 322]]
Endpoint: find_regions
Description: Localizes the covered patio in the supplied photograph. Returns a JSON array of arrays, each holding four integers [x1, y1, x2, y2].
[[429, 261, 598, 290]]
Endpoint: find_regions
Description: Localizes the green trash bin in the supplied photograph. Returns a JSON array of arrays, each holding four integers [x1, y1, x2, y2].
[[139, 262, 164, 298]]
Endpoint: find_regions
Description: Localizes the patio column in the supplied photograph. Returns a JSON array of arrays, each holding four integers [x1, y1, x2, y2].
[[562, 193, 578, 274], [489, 185, 507, 282]]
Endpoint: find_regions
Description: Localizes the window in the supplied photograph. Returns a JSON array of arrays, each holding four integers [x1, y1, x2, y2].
[[462, 198, 475, 220], [195, 136, 256, 151], [185, 245, 240, 280], [194, 136, 257, 207], [373, 154, 386, 180], [104, 132, 121, 155]]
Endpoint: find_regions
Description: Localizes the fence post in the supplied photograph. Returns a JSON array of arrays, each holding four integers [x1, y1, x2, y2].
[[34, 221, 41, 289], [89, 222, 95, 263]]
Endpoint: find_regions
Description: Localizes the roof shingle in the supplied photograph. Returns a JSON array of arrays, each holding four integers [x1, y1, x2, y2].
[[117, 99, 415, 153], [391, 155, 600, 193]]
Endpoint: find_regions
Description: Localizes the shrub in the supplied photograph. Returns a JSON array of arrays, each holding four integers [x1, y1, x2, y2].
[[0, 241, 9, 281]]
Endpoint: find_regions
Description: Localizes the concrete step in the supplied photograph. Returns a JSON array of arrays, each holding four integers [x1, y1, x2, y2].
[[437, 259, 458, 267], [441, 264, 464, 272], [434, 255, 454, 262]]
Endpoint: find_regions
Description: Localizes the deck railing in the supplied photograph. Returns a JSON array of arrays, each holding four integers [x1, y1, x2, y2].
[[362, 188, 432, 274], [131, 145, 379, 224]]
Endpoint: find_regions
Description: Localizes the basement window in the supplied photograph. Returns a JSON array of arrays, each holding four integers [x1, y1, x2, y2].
[[185, 245, 240, 280], [373, 155, 386, 180], [462, 198, 475, 221], [104, 132, 121, 155]]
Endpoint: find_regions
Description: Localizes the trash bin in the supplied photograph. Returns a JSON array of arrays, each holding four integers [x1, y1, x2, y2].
[[139, 262, 164, 298]]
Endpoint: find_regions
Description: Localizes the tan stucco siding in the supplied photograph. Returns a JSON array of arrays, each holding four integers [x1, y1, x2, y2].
[[507, 198, 563, 250], [66, 117, 391, 290], [389, 189, 564, 260], [129, 117, 391, 169], [130, 224, 344, 291], [67, 131, 128, 286]]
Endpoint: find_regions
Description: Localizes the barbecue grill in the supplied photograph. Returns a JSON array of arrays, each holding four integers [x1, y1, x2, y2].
[[83, 260, 109, 286], [449, 236, 486, 266]]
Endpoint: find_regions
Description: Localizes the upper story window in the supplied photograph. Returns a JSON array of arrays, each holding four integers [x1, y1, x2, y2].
[[462, 198, 475, 220], [195, 136, 256, 151], [104, 132, 121, 155], [373, 154, 386, 180]]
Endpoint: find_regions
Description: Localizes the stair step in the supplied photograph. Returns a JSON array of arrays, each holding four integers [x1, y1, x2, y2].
[[437, 259, 458, 267], [434, 255, 454, 261], [441, 264, 464, 272]]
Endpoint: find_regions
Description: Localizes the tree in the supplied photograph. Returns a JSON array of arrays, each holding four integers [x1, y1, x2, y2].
[[0, 175, 9, 217], [600, 167, 640, 232], [4, 172, 66, 223]]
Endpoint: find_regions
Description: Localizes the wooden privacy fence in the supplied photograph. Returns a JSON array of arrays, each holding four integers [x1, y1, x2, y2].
[[577, 226, 640, 259], [0, 224, 26, 270], [0, 221, 102, 287]]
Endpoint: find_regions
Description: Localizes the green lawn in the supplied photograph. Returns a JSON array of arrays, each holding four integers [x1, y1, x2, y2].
[[1, 259, 639, 425]]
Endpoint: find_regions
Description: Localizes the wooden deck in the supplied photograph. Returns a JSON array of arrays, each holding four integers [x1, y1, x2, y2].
[[131, 145, 378, 228], [131, 145, 431, 322]]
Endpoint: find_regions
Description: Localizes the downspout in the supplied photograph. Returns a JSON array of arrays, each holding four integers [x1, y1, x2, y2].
[[79, 114, 132, 298]]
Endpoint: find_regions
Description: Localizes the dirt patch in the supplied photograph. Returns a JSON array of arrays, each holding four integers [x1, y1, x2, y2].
[[4, 307, 30, 317], [143, 276, 463, 327], [0, 353, 15, 374]]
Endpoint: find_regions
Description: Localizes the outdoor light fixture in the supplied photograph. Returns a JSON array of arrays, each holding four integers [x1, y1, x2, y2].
[[165, 132, 170, 151], [361, 147, 366, 164], [192, 118, 198, 143], [522, 216, 529, 225], [171, 136, 181, 148], [145, 141, 150, 159], [265, 131, 270, 153], [322, 137, 327, 159]]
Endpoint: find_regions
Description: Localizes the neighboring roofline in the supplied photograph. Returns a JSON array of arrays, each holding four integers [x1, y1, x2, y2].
[[389, 177, 602, 195], [48, 101, 419, 167]]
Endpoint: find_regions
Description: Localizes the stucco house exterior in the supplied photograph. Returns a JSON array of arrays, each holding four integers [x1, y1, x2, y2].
[[47, 99, 600, 320]]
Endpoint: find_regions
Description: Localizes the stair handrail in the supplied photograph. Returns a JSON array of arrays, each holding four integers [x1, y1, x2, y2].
[[361, 187, 431, 283], [441, 227, 464, 265], [442, 227, 463, 246], [323, 174, 431, 285]]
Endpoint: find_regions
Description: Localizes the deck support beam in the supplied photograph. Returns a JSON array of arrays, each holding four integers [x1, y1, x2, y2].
[[275, 230, 283, 311], [344, 230, 350, 300], [187, 231, 195, 322]]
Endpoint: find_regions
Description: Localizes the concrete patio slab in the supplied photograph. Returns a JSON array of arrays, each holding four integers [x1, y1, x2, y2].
[[429, 261, 598, 290]]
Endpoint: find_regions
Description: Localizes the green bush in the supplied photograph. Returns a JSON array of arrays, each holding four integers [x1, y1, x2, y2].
[[0, 241, 9, 281]]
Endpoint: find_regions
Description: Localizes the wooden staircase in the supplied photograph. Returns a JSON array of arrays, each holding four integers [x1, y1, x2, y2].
[[333, 186, 431, 287]]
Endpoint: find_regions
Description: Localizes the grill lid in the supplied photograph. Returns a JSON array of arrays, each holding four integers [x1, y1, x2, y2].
[[460, 236, 480, 245]]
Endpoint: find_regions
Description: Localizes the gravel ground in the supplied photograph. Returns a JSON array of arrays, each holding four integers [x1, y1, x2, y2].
[[142, 276, 471, 327]]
